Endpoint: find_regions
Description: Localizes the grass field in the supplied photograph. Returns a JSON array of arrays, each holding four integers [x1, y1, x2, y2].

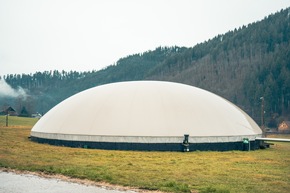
[[0, 116, 290, 192]]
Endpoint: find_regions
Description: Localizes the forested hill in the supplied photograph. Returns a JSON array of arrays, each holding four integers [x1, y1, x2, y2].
[[2, 8, 290, 127]]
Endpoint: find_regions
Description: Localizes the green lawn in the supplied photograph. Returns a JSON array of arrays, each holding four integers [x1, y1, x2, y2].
[[0, 115, 38, 127], [0, 116, 290, 192]]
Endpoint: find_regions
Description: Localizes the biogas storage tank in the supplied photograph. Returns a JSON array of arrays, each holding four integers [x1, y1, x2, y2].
[[31, 81, 262, 151]]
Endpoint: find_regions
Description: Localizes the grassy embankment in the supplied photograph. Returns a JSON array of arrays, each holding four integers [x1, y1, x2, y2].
[[0, 116, 290, 193]]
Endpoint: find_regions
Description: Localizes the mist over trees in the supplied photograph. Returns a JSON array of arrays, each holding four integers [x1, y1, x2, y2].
[[1, 8, 290, 127]]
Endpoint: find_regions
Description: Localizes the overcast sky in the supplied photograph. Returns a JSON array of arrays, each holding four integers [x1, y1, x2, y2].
[[1, 0, 290, 76]]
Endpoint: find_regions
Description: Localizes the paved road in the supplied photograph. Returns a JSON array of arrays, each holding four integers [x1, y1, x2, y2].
[[0, 171, 136, 193]]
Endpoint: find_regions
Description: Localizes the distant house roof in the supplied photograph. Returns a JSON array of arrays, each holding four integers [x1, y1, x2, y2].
[[282, 121, 290, 127], [278, 121, 290, 131], [5, 106, 16, 112], [0, 106, 17, 116]]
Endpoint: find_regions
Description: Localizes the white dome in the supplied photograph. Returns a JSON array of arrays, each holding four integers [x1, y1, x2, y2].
[[31, 81, 262, 150]]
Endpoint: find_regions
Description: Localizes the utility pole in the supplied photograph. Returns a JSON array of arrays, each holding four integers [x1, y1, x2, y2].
[[260, 97, 265, 137], [6, 113, 8, 127]]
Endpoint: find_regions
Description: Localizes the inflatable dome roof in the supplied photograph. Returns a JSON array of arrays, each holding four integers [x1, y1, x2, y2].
[[31, 81, 262, 151]]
